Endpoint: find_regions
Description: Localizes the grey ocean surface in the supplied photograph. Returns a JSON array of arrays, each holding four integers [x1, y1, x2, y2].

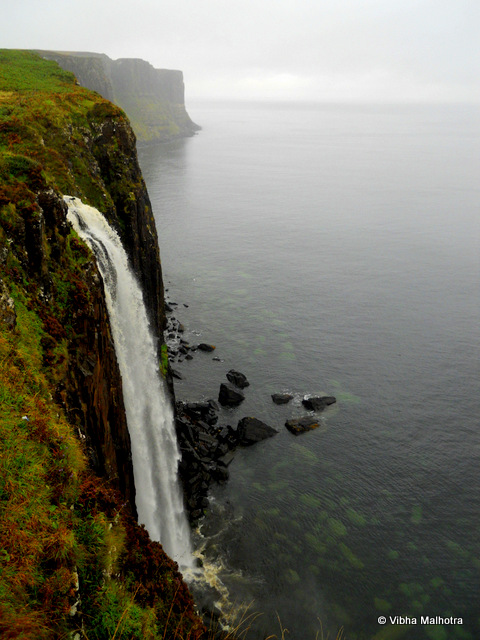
[[139, 101, 479, 640]]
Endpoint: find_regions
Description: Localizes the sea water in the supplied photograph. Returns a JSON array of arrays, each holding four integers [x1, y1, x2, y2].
[[139, 102, 479, 639]]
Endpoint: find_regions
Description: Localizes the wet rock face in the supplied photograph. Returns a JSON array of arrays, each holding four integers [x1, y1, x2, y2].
[[71, 115, 169, 507], [0, 60, 170, 519], [65, 278, 135, 509], [272, 393, 293, 405], [36, 190, 137, 511], [226, 369, 250, 389], [285, 416, 321, 435], [218, 382, 245, 406], [302, 396, 336, 411], [91, 116, 167, 344], [237, 417, 278, 445]]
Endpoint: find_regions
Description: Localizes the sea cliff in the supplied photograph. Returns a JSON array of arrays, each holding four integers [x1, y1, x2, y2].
[[37, 51, 200, 143], [0, 49, 205, 638]]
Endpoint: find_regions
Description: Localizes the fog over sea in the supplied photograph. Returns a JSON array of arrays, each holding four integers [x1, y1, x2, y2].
[[139, 101, 479, 640]]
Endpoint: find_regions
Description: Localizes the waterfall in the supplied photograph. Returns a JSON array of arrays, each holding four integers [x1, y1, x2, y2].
[[65, 196, 193, 569]]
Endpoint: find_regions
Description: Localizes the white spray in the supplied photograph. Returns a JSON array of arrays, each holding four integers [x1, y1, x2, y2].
[[65, 196, 193, 569]]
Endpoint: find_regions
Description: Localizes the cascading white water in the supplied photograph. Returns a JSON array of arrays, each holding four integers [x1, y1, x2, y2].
[[65, 196, 193, 569]]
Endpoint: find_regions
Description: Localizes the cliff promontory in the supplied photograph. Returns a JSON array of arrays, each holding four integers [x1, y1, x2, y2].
[[37, 51, 200, 144], [0, 49, 205, 638]]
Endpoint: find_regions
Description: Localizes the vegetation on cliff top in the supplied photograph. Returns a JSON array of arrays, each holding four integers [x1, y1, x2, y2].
[[0, 49, 206, 638], [0, 49, 123, 211]]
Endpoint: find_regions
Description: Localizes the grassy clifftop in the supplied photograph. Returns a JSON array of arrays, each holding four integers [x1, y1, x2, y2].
[[0, 49, 130, 210], [0, 50, 205, 639]]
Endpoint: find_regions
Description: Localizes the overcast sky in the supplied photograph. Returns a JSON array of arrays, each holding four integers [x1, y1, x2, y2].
[[3, 0, 479, 102]]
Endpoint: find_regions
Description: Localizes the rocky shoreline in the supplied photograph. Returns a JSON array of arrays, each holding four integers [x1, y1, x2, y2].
[[164, 296, 337, 523]]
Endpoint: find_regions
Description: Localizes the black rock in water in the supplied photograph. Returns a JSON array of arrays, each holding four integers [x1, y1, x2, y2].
[[184, 400, 219, 426], [237, 417, 278, 445], [271, 393, 293, 405], [218, 383, 245, 406], [285, 416, 321, 435], [198, 343, 216, 352], [226, 369, 250, 389], [302, 396, 336, 411]]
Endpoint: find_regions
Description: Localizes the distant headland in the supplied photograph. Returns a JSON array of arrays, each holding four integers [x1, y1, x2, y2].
[[36, 50, 200, 143]]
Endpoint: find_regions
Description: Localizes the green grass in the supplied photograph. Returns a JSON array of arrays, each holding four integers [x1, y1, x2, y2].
[[0, 50, 75, 92], [0, 49, 129, 211]]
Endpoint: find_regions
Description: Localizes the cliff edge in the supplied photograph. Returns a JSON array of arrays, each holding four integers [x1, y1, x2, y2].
[[37, 50, 200, 144], [0, 49, 205, 638]]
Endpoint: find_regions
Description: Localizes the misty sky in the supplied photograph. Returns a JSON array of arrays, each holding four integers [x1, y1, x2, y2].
[[3, 0, 479, 102]]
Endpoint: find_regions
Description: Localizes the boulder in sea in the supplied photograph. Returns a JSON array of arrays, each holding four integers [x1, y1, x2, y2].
[[302, 396, 336, 411], [237, 417, 278, 445], [285, 416, 321, 435], [218, 382, 245, 406], [226, 369, 250, 389], [198, 343, 216, 352], [271, 393, 293, 405], [183, 400, 219, 426]]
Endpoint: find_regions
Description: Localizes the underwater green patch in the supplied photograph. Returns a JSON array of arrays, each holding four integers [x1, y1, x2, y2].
[[372, 625, 413, 640], [327, 517, 347, 537], [279, 351, 296, 361], [285, 568, 300, 584], [398, 582, 424, 599], [429, 577, 444, 589], [268, 480, 290, 492], [290, 442, 318, 465], [425, 625, 448, 640], [411, 504, 422, 524], [338, 542, 364, 569], [374, 597, 392, 613], [300, 493, 322, 509], [329, 379, 362, 404], [304, 533, 328, 555], [345, 507, 367, 526], [445, 539, 469, 559]]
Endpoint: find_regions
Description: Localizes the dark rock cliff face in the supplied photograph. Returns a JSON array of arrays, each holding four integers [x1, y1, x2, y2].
[[29, 188, 137, 511], [89, 113, 166, 342], [0, 51, 207, 638], [0, 59, 169, 510], [64, 114, 169, 505], [38, 52, 115, 100], [37, 51, 200, 143]]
